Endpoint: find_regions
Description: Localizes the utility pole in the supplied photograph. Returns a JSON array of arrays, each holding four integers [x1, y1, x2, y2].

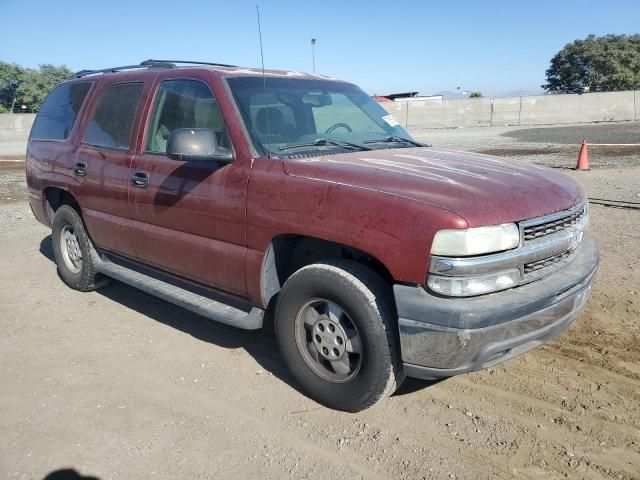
[[311, 38, 316, 73]]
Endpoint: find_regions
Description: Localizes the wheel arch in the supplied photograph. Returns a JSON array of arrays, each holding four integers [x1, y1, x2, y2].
[[260, 234, 395, 307], [43, 187, 81, 223]]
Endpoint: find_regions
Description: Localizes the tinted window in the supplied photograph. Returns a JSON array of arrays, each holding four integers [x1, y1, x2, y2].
[[85, 82, 143, 149], [145, 79, 231, 153], [29, 82, 91, 141]]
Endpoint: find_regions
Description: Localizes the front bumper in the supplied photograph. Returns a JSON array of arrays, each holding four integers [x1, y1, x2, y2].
[[394, 238, 599, 380]]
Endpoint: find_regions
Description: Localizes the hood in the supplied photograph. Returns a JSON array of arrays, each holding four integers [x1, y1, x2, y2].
[[282, 147, 584, 227]]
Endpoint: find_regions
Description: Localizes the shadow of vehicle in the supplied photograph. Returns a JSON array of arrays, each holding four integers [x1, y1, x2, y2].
[[393, 377, 444, 396], [40, 235, 301, 393], [39, 235, 436, 402], [43, 469, 100, 480]]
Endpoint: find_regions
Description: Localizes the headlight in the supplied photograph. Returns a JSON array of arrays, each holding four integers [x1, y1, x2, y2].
[[431, 223, 520, 257], [427, 268, 520, 297]]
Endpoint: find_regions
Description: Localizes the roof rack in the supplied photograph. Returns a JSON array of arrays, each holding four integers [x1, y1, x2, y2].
[[73, 59, 237, 78], [73, 60, 175, 78], [141, 59, 237, 68]]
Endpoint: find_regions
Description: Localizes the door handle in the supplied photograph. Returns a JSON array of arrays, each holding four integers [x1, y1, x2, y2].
[[73, 162, 87, 177], [131, 171, 150, 188]]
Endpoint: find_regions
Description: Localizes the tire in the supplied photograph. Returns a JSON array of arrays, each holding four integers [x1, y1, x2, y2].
[[275, 259, 404, 412], [51, 205, 109, 292]]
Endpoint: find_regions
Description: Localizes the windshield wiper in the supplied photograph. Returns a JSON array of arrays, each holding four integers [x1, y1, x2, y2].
[[279, 138, 371, 152], [363, 136, 428, 147]]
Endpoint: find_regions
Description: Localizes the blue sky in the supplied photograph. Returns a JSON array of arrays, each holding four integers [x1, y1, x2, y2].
[[1, 0, 638, 96]]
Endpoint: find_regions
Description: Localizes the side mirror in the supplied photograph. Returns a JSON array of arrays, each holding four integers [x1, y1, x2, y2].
[[166, 128, 234, 163]]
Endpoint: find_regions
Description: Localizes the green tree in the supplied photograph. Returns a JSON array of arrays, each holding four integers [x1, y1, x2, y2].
[[469, 91, 483, 98], [16, 64, 73, 111], [543, 34, 640, 92], [0, 61, 72, 112], [0, 62, 25, 113]]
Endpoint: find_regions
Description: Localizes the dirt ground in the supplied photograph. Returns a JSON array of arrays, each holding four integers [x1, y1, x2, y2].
[[1, 123, 639, 480]]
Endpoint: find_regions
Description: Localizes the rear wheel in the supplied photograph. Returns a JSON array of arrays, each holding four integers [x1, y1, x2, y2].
[[275, 260, 403, 412], [52, 205, 109, 291]]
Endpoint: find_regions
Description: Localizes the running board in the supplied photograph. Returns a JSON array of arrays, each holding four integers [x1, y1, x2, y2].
[[97, 256, 264, 330]]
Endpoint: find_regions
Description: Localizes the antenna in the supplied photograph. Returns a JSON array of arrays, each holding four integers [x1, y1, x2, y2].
[[256, 5, 271, 158]]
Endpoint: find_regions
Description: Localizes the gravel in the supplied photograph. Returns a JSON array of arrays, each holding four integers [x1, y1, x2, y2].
[[1, 122, 639, 479]]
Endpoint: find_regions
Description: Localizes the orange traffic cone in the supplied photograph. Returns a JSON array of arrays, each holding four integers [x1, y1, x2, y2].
[[575, 140, 590, 170]]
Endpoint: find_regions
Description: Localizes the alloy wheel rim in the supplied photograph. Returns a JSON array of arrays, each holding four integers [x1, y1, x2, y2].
[[295, 298, 363, 383]]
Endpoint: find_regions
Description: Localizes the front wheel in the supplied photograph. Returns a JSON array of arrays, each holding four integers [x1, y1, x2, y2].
[[275, 260, 403, 412]]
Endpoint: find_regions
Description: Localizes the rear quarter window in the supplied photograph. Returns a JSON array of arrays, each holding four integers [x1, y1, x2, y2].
[[29, 82, 92, 141], [84, 82, 144, 150]]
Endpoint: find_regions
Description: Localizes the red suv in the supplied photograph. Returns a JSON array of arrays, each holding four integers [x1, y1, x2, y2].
[[26, 60, 599, 411]]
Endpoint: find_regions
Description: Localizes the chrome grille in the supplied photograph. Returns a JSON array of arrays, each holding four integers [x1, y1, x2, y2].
[[524, 250, 571, 274], [523, 205, 586, 241]]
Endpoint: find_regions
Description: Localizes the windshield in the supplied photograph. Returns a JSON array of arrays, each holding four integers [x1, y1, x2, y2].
[[226, 76, 418, 157]]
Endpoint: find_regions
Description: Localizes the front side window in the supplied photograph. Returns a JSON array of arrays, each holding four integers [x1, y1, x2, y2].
[[226, 76, 416, 157], [30, 82, 92, 141], [145, 79, 231, 154], [84, 82, 143, 149]]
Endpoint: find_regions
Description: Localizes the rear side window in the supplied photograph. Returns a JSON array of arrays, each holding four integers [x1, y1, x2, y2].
[[84, 82, 144, 149], [29, 82, 91, 141]]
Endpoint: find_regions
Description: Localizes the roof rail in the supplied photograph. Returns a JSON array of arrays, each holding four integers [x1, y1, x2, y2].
[[73, 59, 237, 78], [72, 60, 176, 78], [141, 59, 238, 68]]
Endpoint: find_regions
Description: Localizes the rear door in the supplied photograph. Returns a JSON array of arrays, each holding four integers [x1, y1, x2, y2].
[[72, 79, 153, 258], [128, 75, 249, 295], [27, 81, 93, 223]]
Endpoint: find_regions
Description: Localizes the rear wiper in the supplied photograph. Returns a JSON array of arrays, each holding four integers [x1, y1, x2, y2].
[[363, 136, 429, 147], [279, 138, 371, 152]]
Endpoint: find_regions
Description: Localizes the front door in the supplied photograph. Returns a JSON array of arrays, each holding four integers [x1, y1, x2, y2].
[[128, 77, 248, 296]]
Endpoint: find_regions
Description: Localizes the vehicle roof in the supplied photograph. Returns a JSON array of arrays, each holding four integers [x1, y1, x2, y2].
[[69, 61, 344, 83]]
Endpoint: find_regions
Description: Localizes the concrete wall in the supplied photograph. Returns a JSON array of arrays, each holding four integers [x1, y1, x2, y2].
[[406, 98, 493, 129], [518, 91, 636, 125], [0, 114, 35, 159], [0, 113, 36, 141], [383, 90, 640, 129]]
